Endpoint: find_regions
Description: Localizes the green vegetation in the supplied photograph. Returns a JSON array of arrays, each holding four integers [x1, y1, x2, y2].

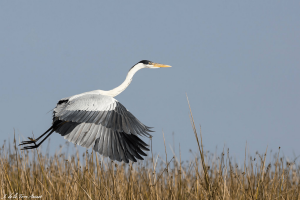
[[0, 100, 299, 199]]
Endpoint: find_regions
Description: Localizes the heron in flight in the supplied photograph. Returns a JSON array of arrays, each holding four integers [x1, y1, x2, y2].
[[20, 60, 171, 163]]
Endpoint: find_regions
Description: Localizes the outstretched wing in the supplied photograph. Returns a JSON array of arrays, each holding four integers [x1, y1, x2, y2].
[[53, 93, 152, 163]]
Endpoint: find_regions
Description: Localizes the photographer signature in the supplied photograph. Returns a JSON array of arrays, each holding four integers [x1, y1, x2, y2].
[[1, 193, 42, 199]]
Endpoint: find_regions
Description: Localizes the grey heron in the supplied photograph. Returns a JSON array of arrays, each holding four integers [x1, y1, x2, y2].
[[20, 60, 171, 163]]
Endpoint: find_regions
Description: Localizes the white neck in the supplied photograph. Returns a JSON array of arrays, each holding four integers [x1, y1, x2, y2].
[[98, 63, 144, 97]]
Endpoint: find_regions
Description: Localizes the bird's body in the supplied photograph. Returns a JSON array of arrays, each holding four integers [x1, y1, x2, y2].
[[20, 60, 171, 163], [52, 92, 152, 163]]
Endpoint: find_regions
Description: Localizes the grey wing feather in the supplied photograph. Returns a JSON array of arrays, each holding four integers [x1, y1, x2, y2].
[[101, 127, 109, 157], [83, 124, 99, 149], [107, 131, 113, 160], [94, 128, 105, 154], [80, 123, 96, 148], [115, 132, 127, 162], [111, 132, 121, 161]]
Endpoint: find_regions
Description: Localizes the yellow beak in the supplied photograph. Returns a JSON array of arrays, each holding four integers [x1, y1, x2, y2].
[[153, 63, 172, 68]]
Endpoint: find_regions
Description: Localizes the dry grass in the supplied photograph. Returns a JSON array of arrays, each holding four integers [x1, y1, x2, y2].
[[1, 99, 300, 200]]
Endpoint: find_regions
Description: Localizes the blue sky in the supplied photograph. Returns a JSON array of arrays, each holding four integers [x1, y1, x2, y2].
[[1, 1, 299, 162]]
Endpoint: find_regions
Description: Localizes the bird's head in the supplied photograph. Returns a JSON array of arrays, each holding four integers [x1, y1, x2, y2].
[[135, 60, 172, 69]]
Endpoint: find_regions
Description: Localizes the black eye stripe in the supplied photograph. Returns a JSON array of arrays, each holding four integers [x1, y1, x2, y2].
[[139, 60, 152, 65], [129, 60, 153, 71]]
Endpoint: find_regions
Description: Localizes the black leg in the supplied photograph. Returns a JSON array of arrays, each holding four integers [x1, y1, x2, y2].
[[21, 130, 55, 150], [20, 121, 66, 150], [19, 125, 53, 146]]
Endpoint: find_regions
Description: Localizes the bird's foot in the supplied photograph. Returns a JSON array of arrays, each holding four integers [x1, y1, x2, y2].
[[19, 137, 37, 147], [21, 143, 40, 150], [28, 137, 37, 142]]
